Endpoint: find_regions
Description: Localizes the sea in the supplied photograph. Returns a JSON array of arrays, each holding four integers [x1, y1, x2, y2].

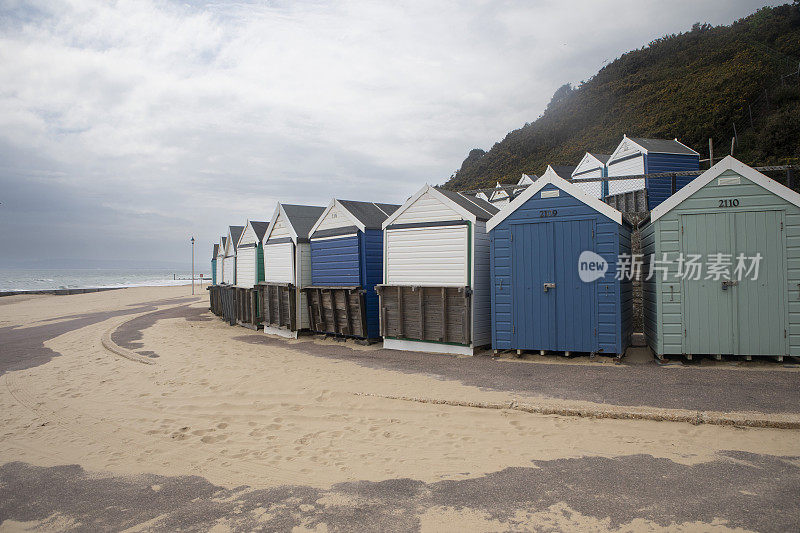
[[0, 269, 211, 292]]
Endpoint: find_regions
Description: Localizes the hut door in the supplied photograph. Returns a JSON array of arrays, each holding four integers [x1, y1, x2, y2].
[[681, 213, 736, 355], [553, 219, 597, 352], [511, 222, 556, 350], [732, 210, 787, 356]]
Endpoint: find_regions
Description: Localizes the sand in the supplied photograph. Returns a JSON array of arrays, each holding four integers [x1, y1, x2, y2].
[[0, 285, 797, 495]]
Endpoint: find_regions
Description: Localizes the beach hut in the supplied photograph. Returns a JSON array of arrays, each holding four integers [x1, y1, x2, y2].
[[517, 174, 535, 187], [305, 200, 401, 340], [216, 237, 226, 284], [231, 221, 270, 329], [513, 174, 536, 195], [223, 226, 244, 284], [376, 185, 499, 355], [260, 203, 326, 338], [640, 156, 799, 360], [606, 135, 700, 208], [211, 244, 219, 285], [487, 166, 632, 356], [489, 182, 510, 205], [236, 221, 270, 288], [571, 152, 610, 199]]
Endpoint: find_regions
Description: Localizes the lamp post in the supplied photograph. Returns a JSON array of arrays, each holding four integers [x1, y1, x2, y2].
[[191, 236, 195, 295]]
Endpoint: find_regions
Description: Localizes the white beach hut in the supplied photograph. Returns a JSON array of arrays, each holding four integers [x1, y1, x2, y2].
[[261, 203, 326, 338], [223, 226, 244, 285], [377, 185, 499, 355]]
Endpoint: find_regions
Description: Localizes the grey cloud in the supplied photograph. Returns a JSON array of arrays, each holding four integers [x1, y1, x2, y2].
[[0, 0, 778, 267]]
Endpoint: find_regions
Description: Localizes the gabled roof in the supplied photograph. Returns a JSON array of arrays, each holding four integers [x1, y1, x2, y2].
[[517, 174, 536, 186], [220, 236, 227, 255], [549, 165, 576, 180], [212, 244, 219, 259], [228, 226, 244, 253], [475, 192, 489, 201], [237, 220, 270, 247], [487, 166, 623, 231], [310, 199, 401, 236], [572, 153, 610, 178], [628, 137, 698, 155], [382, 185, 499, 229], [338, 200, 401, 229], [265, 203, 326, 243], [437, 188, 499, 220], [250, 221, 270, 241], [490, 182, 509, 202], [650, 156, 800, 223], [609, 135, 699, 164]]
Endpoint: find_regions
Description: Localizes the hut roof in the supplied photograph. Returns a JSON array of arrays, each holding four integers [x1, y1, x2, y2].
[[588, 153, 611, 164], [488, 166, 623, 231], [282, 204, 326, 239], [549, 165, 577, 180], [436, 188, 499, 221], [229, 226, 245, 252], [338, 200, 401, 230], [249, 221, 270, 241], [212, 244, 219, 259], [625, 137, 698, 156]]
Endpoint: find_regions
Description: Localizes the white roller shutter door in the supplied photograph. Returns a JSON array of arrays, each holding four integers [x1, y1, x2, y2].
[[385, 225, 468, 286], [264, 242, 294, 283]]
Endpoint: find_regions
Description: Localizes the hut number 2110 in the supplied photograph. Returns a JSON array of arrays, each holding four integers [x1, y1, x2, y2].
[[718, 198, 740, 207]]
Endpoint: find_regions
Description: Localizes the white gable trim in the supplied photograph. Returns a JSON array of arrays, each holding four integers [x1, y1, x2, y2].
[[487, 165, 623, 231], [572, 152, 605, 177], [517, 174, 535, 186], [238, 220, 255, 247], [309, 199, 366, 236], [672, 138, 701, 156], [381, 184, 477, 229], [263, 203, 299, 244], [490, 182, 509, 201], [650, 156, 800, 222], [225, 228, 237, 257], [608, 134, 645, 165], [217, 237, 226, 258]]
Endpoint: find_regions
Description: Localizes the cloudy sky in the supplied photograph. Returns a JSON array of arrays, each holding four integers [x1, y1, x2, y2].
[[0, 0, 777, 269]]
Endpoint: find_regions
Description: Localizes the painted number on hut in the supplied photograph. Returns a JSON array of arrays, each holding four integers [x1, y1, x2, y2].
[[539, 209, 558, 218], [718, 198, 740, 208]]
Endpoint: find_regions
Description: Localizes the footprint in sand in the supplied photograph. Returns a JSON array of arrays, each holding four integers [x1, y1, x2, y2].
[[217, 423, 228, 429], [201, 434, 227, 444]]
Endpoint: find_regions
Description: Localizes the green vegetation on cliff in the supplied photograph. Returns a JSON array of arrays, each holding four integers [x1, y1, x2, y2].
[[444, 3, 800, 191]]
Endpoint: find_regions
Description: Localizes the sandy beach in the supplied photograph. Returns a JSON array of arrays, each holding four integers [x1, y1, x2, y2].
[[1, 286, 799, 531]]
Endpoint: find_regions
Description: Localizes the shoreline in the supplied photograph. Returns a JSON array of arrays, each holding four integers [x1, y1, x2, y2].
[[0, 280, 205, 297]]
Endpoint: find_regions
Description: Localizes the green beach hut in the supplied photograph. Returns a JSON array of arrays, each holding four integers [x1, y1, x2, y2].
[[641, 156, 800, 360]]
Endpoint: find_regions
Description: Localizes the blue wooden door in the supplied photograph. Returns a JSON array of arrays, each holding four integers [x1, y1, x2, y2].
[[511, 219, 597, 352], [511, 222, 555, 350], [553, 219, 597, 352]]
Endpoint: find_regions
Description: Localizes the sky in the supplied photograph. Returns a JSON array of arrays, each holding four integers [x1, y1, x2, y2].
[[0, 0, 780, 269]]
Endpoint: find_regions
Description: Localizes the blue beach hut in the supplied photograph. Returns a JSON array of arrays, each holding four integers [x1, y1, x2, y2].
[[606, 135, 700, 209], [305, 199, 400, 340], [487, 166, 633, 356]]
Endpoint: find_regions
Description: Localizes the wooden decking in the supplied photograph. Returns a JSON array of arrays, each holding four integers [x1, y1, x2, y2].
[[257, 282, 297, 332], [304, 286, 369, 339], [376, 285, 472, 346]]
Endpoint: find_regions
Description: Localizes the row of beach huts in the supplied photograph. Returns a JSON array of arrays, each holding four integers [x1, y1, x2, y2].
[[208, 135, 800, 360]]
